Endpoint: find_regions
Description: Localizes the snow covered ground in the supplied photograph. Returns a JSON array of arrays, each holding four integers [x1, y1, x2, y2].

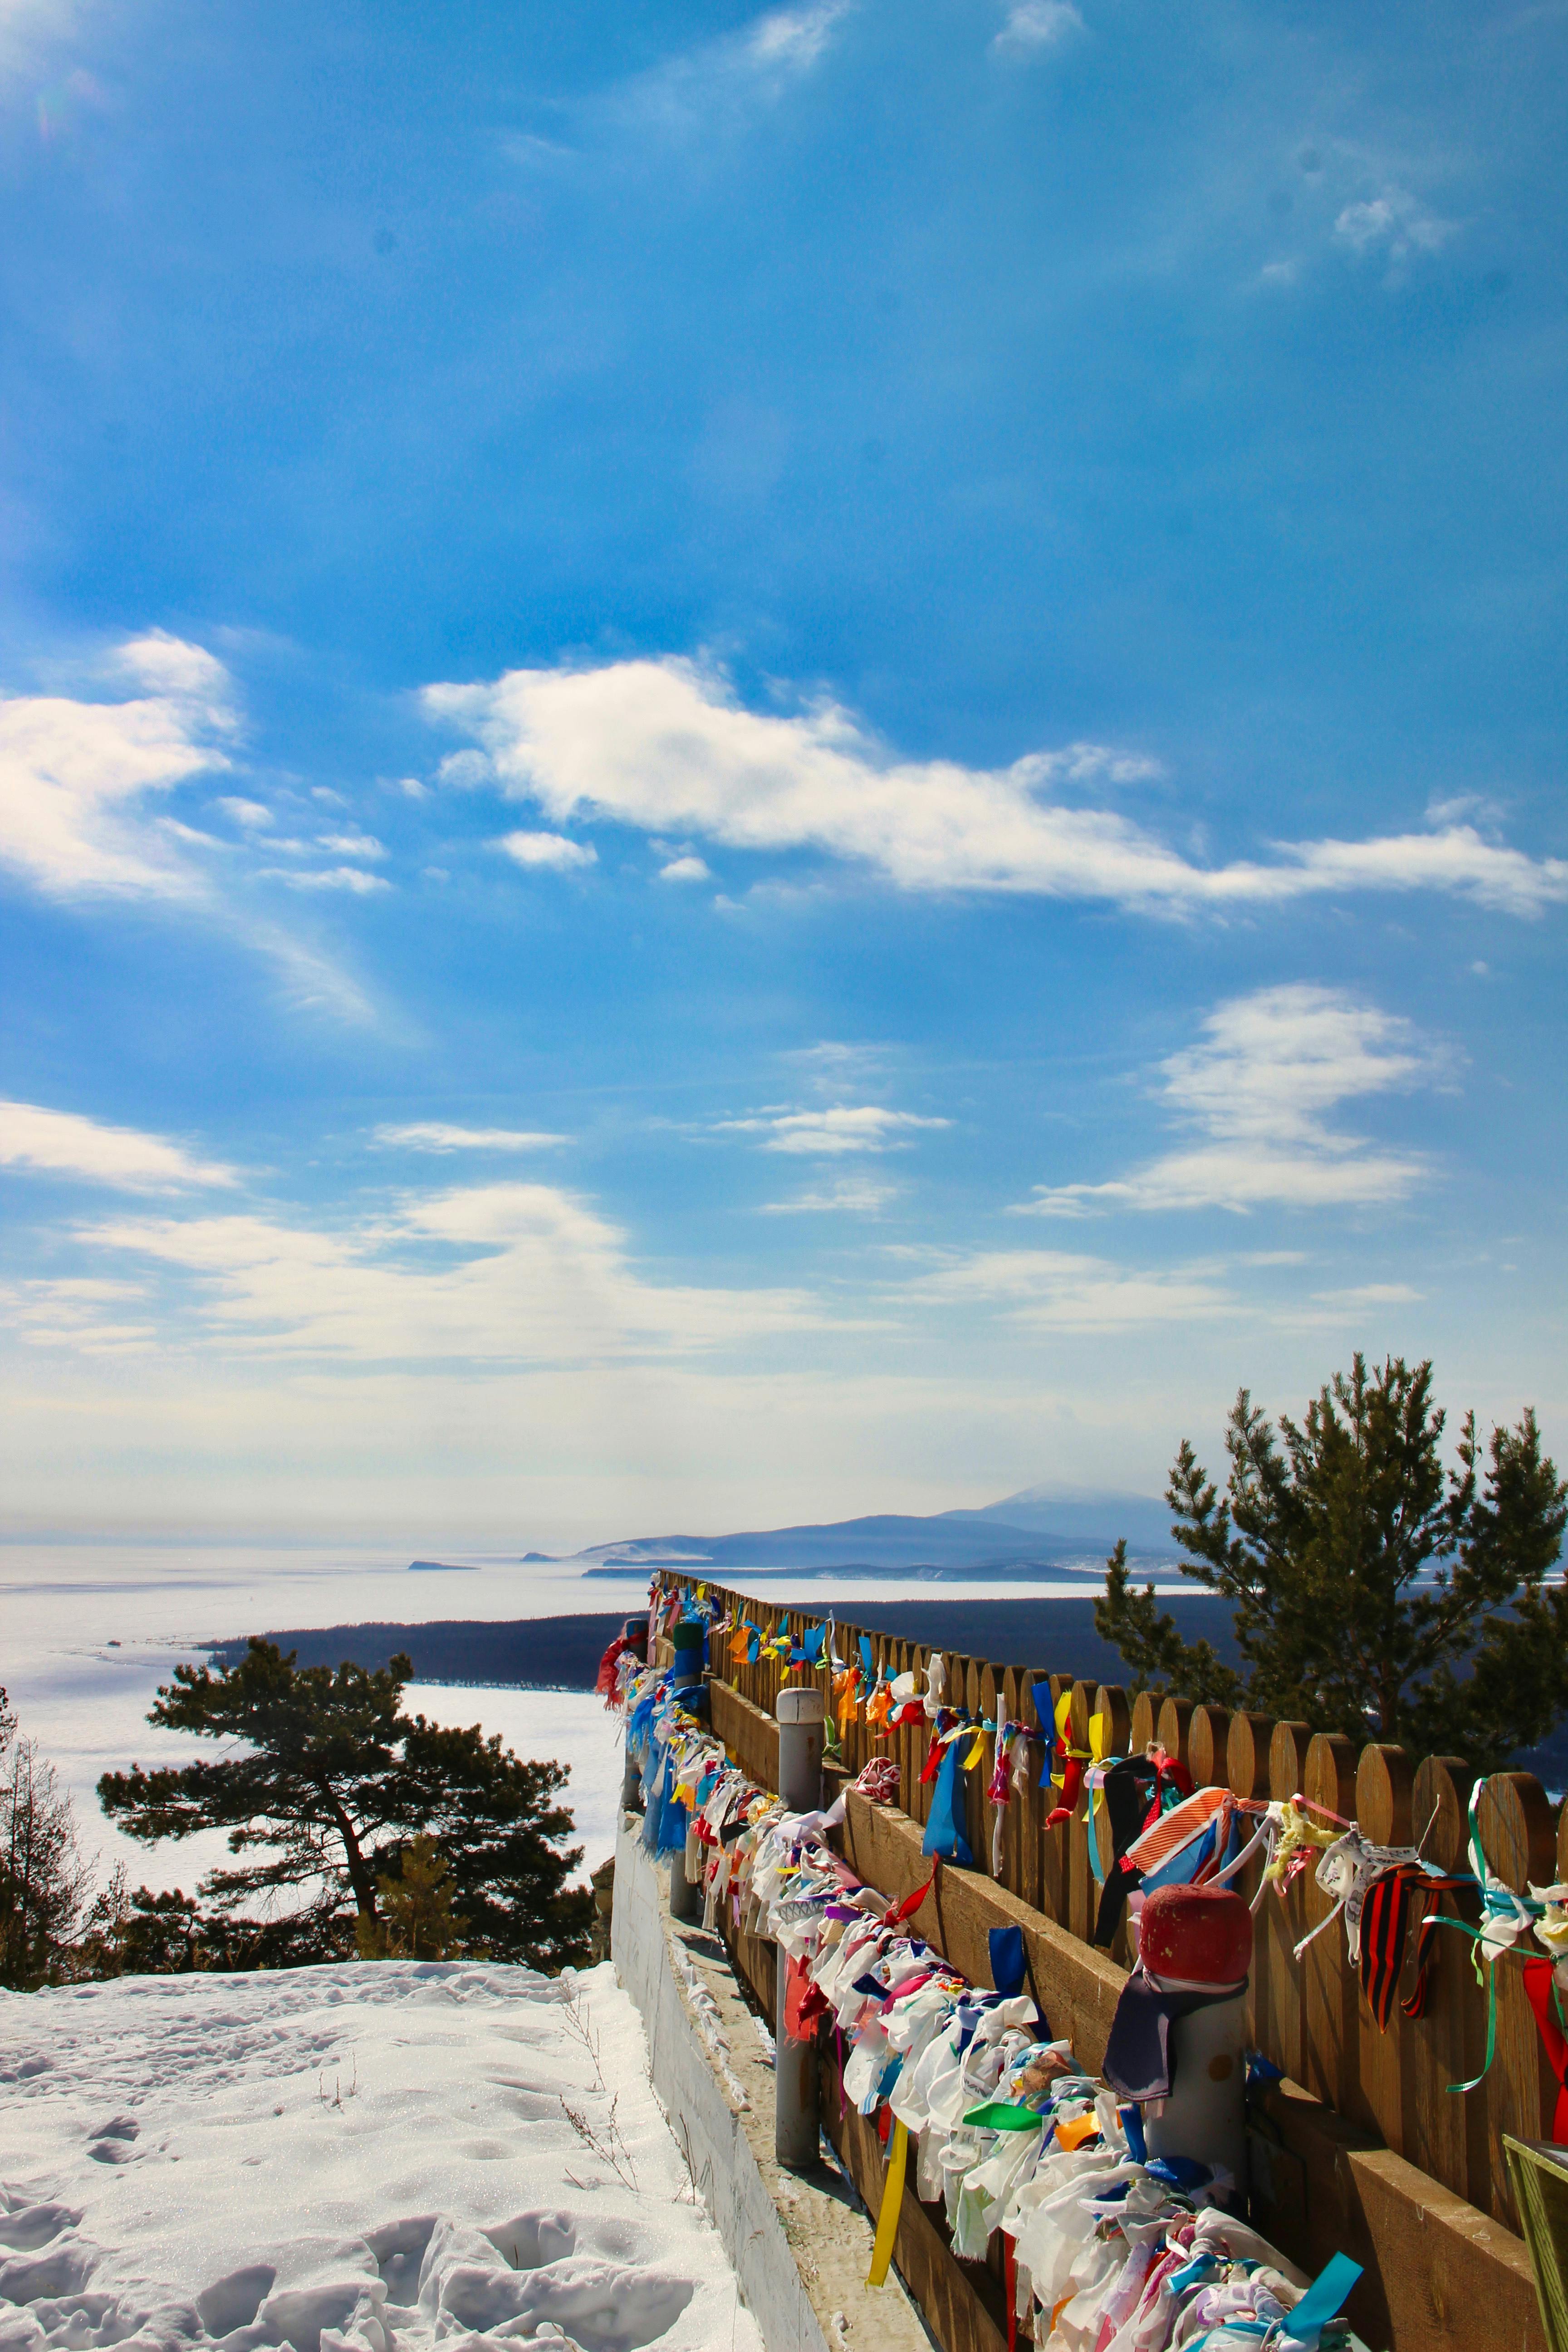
[[0, 1957, 761, 2352]]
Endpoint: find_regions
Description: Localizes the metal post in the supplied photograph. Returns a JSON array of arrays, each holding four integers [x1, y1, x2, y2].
[[1136, 1884, 1252, 2198], [1144, 1993, 1248, 2190], [776, 1684, 825, 1813], [670, 1846, 701, 1922], [774, 1943, 819, 2167], [773, 1684, 825, 2166]]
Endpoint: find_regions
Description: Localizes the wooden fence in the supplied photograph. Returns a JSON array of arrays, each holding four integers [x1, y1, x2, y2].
[[656, 1572, 1563, 2242]]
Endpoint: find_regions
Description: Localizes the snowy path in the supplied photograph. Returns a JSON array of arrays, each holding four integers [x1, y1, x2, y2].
[[0, 1960, 762, 2352]]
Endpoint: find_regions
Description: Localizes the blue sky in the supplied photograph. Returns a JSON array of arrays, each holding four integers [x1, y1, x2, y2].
[[2, 0, 1565, 1548]]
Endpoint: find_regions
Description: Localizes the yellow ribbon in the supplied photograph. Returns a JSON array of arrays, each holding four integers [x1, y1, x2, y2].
[[1049, 1690, 1073, 1789], [1263, 1798, 1340, 1888], [866, 2118, 908, 2287]]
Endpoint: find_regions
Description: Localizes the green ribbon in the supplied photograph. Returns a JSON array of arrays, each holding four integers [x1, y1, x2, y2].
[[960, 2101, 1045, 2132]]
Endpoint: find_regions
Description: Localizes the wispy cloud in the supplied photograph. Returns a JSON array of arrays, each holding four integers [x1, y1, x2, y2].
[[745, 2, 848, 74], [721, 1104, 950, 1155], [760, 1175, 899, 1213], [316, 830, 388, 860], [0, 1099, 238, 1191], [216, 796, 273, 830], [373, 1123, 567, 1153], [1335, 186, 1459, 265], [261, 865, 392, 894], [992, 2, 1083, 60], [588, 0, 851, 144], [901, 1247, 1232, 1330], [72, 1181, 830, 1363], [425, 657, 1568, 916], [1019, 984, 1442, 1216], [1274, 1279, 1427, 1331], [657, 853, 712, 882]]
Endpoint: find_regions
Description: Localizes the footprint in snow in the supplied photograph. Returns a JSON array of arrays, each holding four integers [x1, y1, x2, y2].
[[87, 2117, 139, 2164]]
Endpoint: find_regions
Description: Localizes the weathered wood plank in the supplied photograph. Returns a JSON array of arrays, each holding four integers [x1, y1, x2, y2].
[[1303, 1731, 1364, 2126], [1477, 1772, 1557, 2228]]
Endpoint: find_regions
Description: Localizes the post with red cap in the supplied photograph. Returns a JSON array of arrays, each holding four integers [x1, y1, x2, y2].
[[1138, 1882, 1253, 2193]]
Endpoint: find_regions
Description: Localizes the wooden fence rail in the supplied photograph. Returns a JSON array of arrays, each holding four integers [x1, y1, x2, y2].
[[656, 1571, 1563, 2237]]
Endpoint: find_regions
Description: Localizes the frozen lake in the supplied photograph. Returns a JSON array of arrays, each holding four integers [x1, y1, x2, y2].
[[1, 1537, 1159, 1900]]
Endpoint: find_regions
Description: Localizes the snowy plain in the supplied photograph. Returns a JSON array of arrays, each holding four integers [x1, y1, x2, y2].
[[0, 1956, 762, 2352]]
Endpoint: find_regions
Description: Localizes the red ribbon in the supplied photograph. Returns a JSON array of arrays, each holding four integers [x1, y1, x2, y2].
[[884, 1862, 939, 1927], [1044, 1752, 1084, 1831], [1523, 1958, 1568, 2145]]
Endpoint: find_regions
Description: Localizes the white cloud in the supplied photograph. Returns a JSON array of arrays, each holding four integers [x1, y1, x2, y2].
[[721, 1105, 950, 1155], [746, 2, 847, 73], [902, 1248, 1231, 1331], [658, 853, 712, 882], [1426, 792, 1504, 828], [117, 631, 233, 705], [261, 865, 392, 894], [760, 1176, 898, 1213], [373, 1123, 567, 1153], [0, 1100, 237, 1191], [1335, 188, 1458, 264], [74, 1181, 828, 1363], [438, 749, 492, 788], [423, 657, 1568, 916], [1020, 984, 1441, 1216], [617, 0, 849, 125], [216, 797, 273, 829], [316, 831, 388, 859], [0, 634, 237, 898], [1275, 1279, 1427, 1332], [496, 830, 598, 872], [1311, 1283, 1423, 1308], [992, 2, 1083, 59]]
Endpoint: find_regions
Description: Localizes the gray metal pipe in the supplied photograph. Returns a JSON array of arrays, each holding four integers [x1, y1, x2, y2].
[[774, 1942, 819, 2168], [773, 1684, 826, 2166]]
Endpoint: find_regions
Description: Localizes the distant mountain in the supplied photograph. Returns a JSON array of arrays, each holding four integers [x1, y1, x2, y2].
[[941, 1487, 1178, 1553], [562, 1494, 1177, 1576]]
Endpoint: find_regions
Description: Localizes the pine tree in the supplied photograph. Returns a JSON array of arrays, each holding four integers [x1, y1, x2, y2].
[[1096, 1353, 1568, 1772], [99, 1642, 593, 1970], [0, 1693, 94, 1989], [358, 1833, 466, 1960]]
